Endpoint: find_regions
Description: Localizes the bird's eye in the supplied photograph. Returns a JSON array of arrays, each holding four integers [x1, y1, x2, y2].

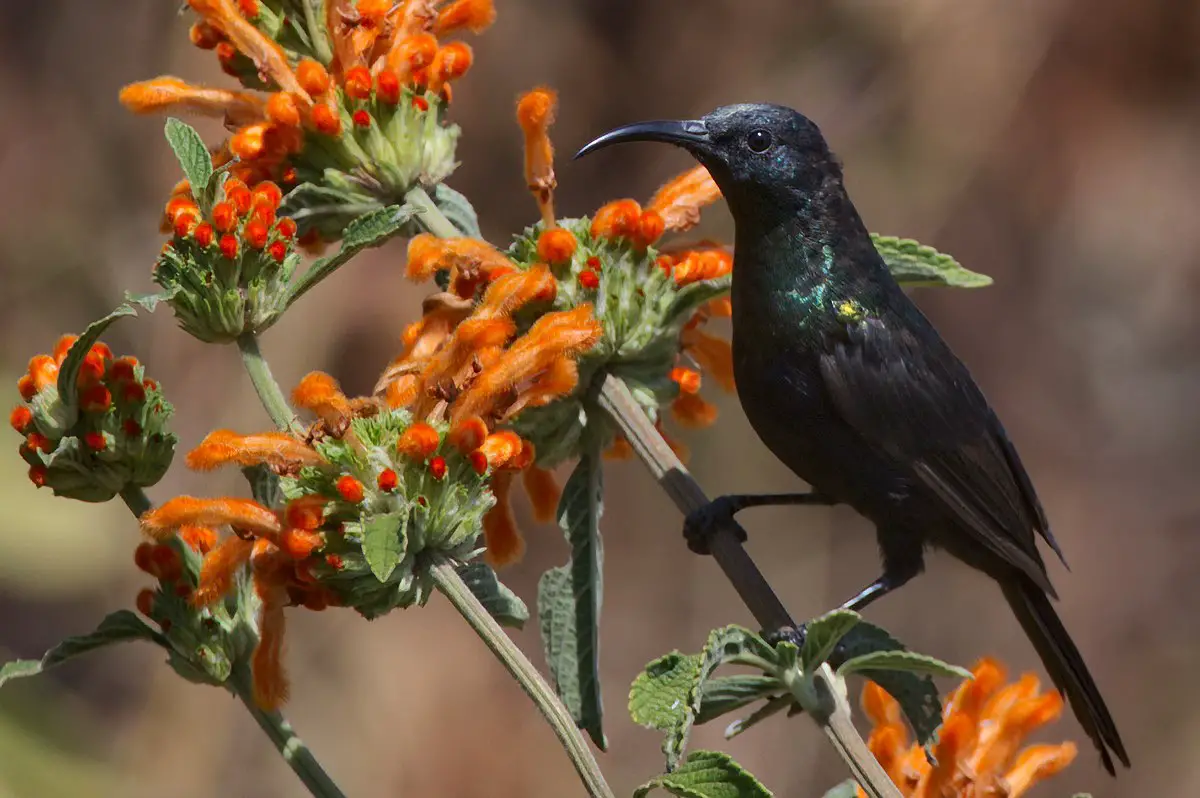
[[746, 129, 772, 153]]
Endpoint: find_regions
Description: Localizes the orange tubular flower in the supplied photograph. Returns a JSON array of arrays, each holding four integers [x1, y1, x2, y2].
[[141, 496, 282, 542], [859, 658, 1078, 798], [647, 165, 722, 232], [482, 470, 523, 567], [292, 371, 353, 430], [118, 77, 266, 126], [516, 88, 558, 228], [186, 429, 325, 472], [434, 0, 496, 35]]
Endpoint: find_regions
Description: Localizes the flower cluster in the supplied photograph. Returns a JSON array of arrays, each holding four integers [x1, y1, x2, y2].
[[155, 177, 301, 341], [392, 88, 732, 487], [121, 0, 492, 242], [859, 658, 1077, 798], [11, 335, 175, 501], [136, 297, 596, 706]]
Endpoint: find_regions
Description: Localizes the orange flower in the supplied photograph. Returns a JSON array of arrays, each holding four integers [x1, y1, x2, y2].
[[647, 165, 722, 232], [140, 496, 282, 542], [859, 658, 1078, 798], [522, 465, 561, 523], [516, 88, 558, 228], [118, 77, 266, 126], [186, 429, 324, 472], [482, 470, 523, 567]]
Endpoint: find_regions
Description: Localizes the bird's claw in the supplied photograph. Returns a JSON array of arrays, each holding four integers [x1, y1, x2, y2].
[[682, 495, 747, 554], [763, 624, 807, 649]]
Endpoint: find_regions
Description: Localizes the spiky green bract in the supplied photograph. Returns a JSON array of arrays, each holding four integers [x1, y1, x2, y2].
[[280, 89, 461, 241], [504, 218, 729, 467], [279, 408, 497, 619]]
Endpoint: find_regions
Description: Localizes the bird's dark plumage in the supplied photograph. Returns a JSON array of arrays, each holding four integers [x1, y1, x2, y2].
[[577, 103, 1128, 773]]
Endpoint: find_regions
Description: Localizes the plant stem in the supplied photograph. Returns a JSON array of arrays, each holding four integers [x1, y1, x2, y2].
[[119, 485, 152, 518], [596, 373, 901, 798], [405, 185, 462, 238], [230, 667, 348, 798], [429, 560, 616, 798], [236, 332, 297, 433]]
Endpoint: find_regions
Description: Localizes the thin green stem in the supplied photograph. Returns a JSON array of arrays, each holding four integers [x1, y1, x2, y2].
[[430, 560, 615, 798], [230, 668, 348, 798], [236, 332, 297, 433], [119, 485, 152, 518], [405, 186, 463, 238]]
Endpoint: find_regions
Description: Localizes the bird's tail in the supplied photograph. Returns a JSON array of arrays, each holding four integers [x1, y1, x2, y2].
[[1001, 579, 1130, 775]]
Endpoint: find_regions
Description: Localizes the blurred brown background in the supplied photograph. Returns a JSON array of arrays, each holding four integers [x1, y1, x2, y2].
[[1, 1, 1197, 796]]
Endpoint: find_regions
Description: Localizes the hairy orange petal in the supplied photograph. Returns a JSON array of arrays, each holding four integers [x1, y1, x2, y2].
[[482, 471, 523, 567], [119, 77, 266, 125], [478, 265, 556, 316], [141, 496, 281, 541], [682, 327, 735, 391], [189, 0, 310, 103], [448, 416, 488, 453], [647, 165, 722, 232], [522, 465, 560, 523], [292, 371, 352, 427], [251, 585, 289, 709], [672, 392, 718, 428], [187, 429, 323, 471], [477, 430, 524, 470], [180, 525, 219, 554], [434, 0, 495, 35], [192, 536, 255, 605], [1004, 742, 1077, 798], [516, 87, 557, 226]]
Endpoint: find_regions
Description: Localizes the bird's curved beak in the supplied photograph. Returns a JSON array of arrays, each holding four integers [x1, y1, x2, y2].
[[574, 119, 709, 159]]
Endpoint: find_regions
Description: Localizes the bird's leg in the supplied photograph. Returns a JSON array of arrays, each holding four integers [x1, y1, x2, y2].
[[683, 492, 835, 554]]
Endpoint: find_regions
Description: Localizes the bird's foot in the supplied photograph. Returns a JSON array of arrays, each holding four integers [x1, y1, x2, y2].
[[763, 624, 807, 649], [683, 495, 748, 554]]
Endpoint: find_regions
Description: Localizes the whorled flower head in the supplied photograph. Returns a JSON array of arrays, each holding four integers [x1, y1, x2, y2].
[[12, 335, 175, 501], [136, 334, 593, 706], [395, 87, 732, 477], [121, 0, 494, 242], [155, 177, 301, 341], [859, 658, 1078, 798]]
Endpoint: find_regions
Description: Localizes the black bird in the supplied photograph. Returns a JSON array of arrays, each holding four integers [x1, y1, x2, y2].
[[576, 103, 1129, 773]]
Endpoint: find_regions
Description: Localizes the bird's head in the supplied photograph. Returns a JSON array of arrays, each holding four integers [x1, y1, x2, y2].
[[576, 103, 838, 214]]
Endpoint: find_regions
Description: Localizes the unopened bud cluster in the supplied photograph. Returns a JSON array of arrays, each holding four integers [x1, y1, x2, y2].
[[12, 335, 175, 501]]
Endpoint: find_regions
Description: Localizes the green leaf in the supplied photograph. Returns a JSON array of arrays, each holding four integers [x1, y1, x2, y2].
[[629, 651, 702, 729], [286, 205, 416, 307], [634, 751, 773, 798], [872, 234, 992, 288], [456, 562, 528, 629], [164, 118, 213, 199], [694, 675, 782, 725], [837, 650, 971, 681], [362, 511, 408, 582], [56, 304, 139, 415], [820, 779, 861, 798], [630, 626, 778, 770], [124, 288, 178, 313], [242, 465, 283, 509], [0, 611, 165, 689], [537, 449, 606, 749], [664, 275, 731, 328], [800, 609, 861, 672], [835, 621, 944, 745], [432, 183, 481, 238]]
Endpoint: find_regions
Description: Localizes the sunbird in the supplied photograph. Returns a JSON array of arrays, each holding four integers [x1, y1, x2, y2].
[[577, 103, 1128, 773]]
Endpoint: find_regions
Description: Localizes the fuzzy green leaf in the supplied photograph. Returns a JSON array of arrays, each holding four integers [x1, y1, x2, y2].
[[538, 450, 606, 749], [837, 650, 970, 680], [629, 651, 703, 730], [242, 465, 284, 509], [634, 751, 773, 798], [0, 611, 165, 689], [432, 183, 481, 238], [800, 609, 861, 672], [164, 118, 213, 200], [694, 675, 783, 725], [56, 304, 139, 415], [124, 288, 179, 313], [286, 205, 415, 307], [663, 275, 731, 328], [872, 234, 992, 288], [362, 510, 408, 582], [835, 621, 944, 745], [821, 779, 861, 798], [456, 562, 528, 629]]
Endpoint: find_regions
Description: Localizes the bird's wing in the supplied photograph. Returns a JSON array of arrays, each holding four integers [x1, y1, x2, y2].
[[818, 312, 1060, 594]]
